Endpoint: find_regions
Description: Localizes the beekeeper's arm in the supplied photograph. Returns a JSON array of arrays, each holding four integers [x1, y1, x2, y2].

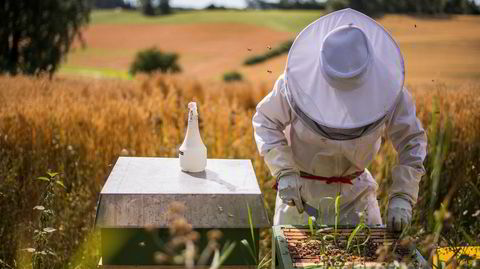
[[386, 88, 427, 231], [252, 75, 303, 213]]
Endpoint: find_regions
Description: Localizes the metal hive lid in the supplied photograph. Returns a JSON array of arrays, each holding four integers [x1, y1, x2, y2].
[[95, 157, 270, 228]]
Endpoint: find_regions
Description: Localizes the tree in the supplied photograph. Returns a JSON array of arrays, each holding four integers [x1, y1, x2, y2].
[[327, 0, 384, 17], [159, 0, 171, 15], [444, 0, 480, 14], [411, 0, 447, 14], [139, 0, 171, 16], [328, 0, 479, 15], [95, 0, 124, 9], [278, 0, 326, 9], [140, 0, 155, 16], [129, 47, 181, 75], [0, 0, 92, 76]]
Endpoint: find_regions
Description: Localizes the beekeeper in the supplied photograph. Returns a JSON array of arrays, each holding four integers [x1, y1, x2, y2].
[[252, 8, 427, 231]]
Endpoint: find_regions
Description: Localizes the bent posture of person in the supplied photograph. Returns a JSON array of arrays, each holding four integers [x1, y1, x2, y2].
[[252, 8, 427, 231]]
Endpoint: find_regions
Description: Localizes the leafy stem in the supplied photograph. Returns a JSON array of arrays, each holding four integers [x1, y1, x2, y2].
[[241, 203, 271, 269], [334, 192, 341, 247], [30, 172, 65, 269]]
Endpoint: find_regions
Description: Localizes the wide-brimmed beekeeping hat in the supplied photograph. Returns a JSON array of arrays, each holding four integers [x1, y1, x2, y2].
[[285, 8, 404, 129]]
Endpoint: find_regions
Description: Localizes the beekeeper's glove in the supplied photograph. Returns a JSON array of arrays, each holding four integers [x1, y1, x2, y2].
[[278, 173, 304, 214], [387, 197, 412, 232]]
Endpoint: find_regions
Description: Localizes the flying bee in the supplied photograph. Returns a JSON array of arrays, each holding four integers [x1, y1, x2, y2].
[[267, 45, 272, 50], [267, 70, 272, 73], [247, 48, 252, 51]]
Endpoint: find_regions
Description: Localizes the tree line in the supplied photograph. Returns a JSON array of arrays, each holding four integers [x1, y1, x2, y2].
[[247, 0, 479, 15], [327, 0, 480, 16]]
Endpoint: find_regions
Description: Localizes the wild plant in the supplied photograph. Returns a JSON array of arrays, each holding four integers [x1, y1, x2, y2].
[[346, 212, 371, 256], [150, 202, 236, 269], [0, 259, 14, 269], [308, 216, 316, 238], [426, 98, 453, 231], [241, 203, 271, 269], [334, 192, 341, 247], [28, 172, 65, 269]]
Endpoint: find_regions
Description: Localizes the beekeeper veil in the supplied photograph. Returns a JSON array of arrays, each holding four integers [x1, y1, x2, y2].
[[285, 8, 404, 136]]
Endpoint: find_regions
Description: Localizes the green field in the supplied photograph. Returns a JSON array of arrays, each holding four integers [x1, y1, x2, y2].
[[90, 9, 323, 32], [61, 10, 480, 84]]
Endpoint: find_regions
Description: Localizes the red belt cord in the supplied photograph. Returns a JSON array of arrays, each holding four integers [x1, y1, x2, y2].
[[273, 170, 364, 190]]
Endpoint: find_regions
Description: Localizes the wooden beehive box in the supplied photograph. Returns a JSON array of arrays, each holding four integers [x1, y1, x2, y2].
[[273, 225, 428, 269], [95, 157, 270, 268]]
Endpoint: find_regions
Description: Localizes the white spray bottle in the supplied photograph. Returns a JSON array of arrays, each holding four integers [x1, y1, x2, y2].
[[179, 102, 207, 172]]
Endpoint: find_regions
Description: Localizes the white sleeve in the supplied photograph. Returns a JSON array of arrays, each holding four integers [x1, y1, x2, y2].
[[252, 75, 298, 179], [386, 88, 427, 205]]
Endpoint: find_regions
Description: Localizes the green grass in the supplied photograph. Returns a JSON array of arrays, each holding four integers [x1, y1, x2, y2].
[[58, 66, 131, 79], [244, 39, 293, 65], [90, 9, 324, 33]]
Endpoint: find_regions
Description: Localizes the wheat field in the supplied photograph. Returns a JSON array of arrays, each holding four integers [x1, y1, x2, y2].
[[1, 73, 479, 268]]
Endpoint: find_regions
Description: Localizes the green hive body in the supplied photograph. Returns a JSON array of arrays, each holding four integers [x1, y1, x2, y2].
[[101, 228, 259, 265]]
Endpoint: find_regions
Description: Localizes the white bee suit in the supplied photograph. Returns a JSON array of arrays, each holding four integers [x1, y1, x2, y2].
[[252, 9, 427, 226], [253, 76, 426, 225]]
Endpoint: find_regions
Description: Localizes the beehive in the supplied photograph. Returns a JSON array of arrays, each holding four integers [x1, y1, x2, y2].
[[95, 157, 270, 268], [273, 225, 428, 269]]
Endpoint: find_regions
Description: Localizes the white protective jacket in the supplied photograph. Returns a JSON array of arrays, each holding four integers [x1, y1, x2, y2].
[[253, 74, 427, 225]]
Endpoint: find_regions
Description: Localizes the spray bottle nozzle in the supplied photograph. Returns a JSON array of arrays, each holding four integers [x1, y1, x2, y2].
[[188, 102, 198, 115]]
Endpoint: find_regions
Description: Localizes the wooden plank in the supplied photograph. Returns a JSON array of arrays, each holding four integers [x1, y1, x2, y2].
[[273, 225, 294, 269], [285, 239, 397, 244], [291, 261, 393, 269], [283, 227, 395, 231], [283, 230, 399, 236], [283, 237, 399, 241], [283, 231, 398, 235], [99, 259, 255, 269], [283, 234, 399, 238], [283, 233, 398, 237], [99, 258, 256, 269], [272, 230, 276, 269]]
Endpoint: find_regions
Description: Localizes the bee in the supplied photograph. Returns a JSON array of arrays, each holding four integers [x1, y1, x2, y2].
[[247, 48, 252, 51], [267, 70, 272, 73], [414, 24, 417, 28], [267, 45, 272, 50]]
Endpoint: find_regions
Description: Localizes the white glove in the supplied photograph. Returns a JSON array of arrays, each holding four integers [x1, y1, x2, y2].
[[387, 197, 412, 232], [278, 174, 304, 214]]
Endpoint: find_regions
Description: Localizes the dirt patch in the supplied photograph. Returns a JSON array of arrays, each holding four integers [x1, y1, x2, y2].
[[66, 14, 480, 85], [69, 23, 293, 81], [376, 15, 480, 85]]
